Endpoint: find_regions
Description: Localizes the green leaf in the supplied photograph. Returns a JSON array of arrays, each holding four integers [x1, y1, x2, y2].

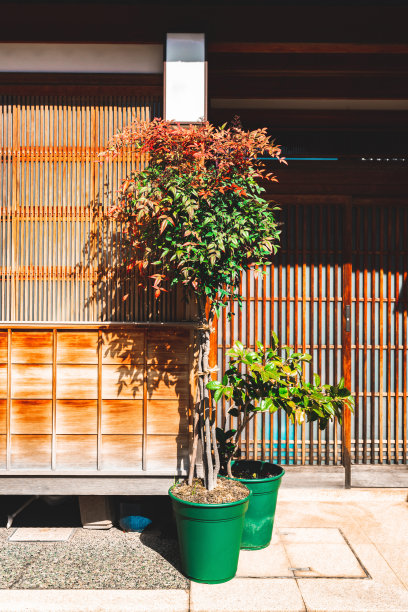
[[206, 380, 221, 391]]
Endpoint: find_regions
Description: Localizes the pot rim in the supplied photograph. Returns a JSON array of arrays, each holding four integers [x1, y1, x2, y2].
[[226, 460, 285, 483], [168, 485, 252, 509]]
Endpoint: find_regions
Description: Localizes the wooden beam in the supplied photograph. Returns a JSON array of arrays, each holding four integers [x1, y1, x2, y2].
[[208, 43, 408, 55], [0, 476, 177, 495], [209, 74, 408, 100]]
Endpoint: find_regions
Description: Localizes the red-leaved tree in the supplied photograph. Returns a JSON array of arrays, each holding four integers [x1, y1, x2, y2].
[[102, 118, 285, 491]]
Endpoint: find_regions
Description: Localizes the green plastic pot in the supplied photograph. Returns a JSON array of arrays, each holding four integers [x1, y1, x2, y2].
[[169, 486, 251, 584], [228, 460, 285, 550]]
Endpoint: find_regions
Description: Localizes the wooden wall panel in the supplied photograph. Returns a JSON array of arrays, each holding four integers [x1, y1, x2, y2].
[[147, 330, 190, 365], [11, 400, 52, 434], [57, 332, 98, 364], [56, 435, 97, 469], [0, 325, 193, 474], [147, 434, 189, 471], [11, 332, 53, 363], [0, 400, 6, 434], [11, 364, 52, 399], [0, 365, 7, 399], [101, 365, 143, 400], [0, 435, 5, 468], [56, 400, 97, 434], [56, 365, 97, 399], [101, 400, 143, 434], [0, 333, 8, 362], [101, 331, 144, 364], [147, 367, 190, 401], [147, 400, 189, 435], [101, 434, 142, 469], [11, 435, 51, 469]]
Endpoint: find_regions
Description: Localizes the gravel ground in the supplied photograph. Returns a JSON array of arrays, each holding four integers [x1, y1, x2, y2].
[[0, 527, 188, 590]]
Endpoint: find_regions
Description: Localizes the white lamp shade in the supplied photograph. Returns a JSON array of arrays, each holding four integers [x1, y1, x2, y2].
[[164, 33, 206, 123]]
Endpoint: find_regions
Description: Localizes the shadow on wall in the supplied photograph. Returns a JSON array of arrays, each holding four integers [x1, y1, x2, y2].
[[81, 202, 189, 323], [98, 326, 193, 475]]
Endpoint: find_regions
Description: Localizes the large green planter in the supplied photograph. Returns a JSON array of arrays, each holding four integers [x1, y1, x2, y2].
[[229, 460, 285, 550], [169, 486, 251, 584]]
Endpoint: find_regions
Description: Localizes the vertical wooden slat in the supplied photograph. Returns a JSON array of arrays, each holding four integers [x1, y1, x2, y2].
[[6, 328, 11, 469], [51, 328, 56, 469], [386, 208, 392, 463], [309, 204, 315, 465], [301, 205, 307, 465], [354, 205, 360, 464], [143, 329, 148, 470], [97, 328, 102, 470], [370, 209, 376, 464], [245, 271, 251, 459], [342, 201, 352, 488], [378, 207, 384, 464], [394, 208, 400, 464], [317, 205, 323, 465]]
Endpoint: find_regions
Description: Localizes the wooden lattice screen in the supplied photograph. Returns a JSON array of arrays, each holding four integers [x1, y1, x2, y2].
[[0, 95, 189, 323], [213, 197, 408, 466]]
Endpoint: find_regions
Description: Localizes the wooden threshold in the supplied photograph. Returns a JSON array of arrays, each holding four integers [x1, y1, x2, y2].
[[0, 475, 178, 495]]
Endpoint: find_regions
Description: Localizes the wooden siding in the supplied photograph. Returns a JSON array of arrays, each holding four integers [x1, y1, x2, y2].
[[0, 325, 193, 474]]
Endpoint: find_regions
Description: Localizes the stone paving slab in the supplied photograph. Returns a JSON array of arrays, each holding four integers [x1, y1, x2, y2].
[[190, 578, 305, 612], [0, 589, 190, 612], [297, 578, 408, 612], [236, 532, 293, 578], [8, 528, 75, 542]]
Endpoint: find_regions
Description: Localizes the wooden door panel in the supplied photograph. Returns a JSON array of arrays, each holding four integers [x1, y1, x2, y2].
[[57, 332, 98, 364], [56, 435, 97, 469], [11, 400, 52, 434], [101, 435, 143, 469], [147, 330, 190, 365], [101, 365, 143, 400], [101, 332, 144, 364], [11, 435, 51, 469], [147, 400, 189, 435], [56, 365, 98, 399], [11, 364, 52, 399], [56, 400, 97, 434], [11, 332, 53, 364], [101, 400, 143, 434]]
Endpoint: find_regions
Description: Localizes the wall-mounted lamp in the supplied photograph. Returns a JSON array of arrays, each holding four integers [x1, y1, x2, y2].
[[164, 33, 207, 123]]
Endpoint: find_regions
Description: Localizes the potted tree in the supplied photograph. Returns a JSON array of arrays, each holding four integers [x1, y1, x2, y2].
[[209, 333, 354, 549], [103, 118, 285, 582]]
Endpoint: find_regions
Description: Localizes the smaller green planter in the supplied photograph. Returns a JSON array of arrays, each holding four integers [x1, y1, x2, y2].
[[169, 486, 251, 584], [229, 460, 285, 550]]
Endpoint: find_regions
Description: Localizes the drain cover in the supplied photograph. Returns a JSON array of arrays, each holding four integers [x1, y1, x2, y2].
[[8, 528, 75, 542]]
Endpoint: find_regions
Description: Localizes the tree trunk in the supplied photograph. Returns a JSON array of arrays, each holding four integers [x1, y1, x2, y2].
[[188, 300, 220, 492]]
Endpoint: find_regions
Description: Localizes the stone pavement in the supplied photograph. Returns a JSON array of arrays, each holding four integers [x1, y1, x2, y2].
[[0, 483, 407, 611]]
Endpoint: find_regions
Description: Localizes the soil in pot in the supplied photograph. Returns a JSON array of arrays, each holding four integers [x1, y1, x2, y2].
[[169, 478, 250, 584], [171, 477, 249, 504]]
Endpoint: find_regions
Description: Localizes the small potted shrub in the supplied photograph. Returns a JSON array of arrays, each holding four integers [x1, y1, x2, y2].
[[208, 333, 354, 550], [103, 118, 285, 582]]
